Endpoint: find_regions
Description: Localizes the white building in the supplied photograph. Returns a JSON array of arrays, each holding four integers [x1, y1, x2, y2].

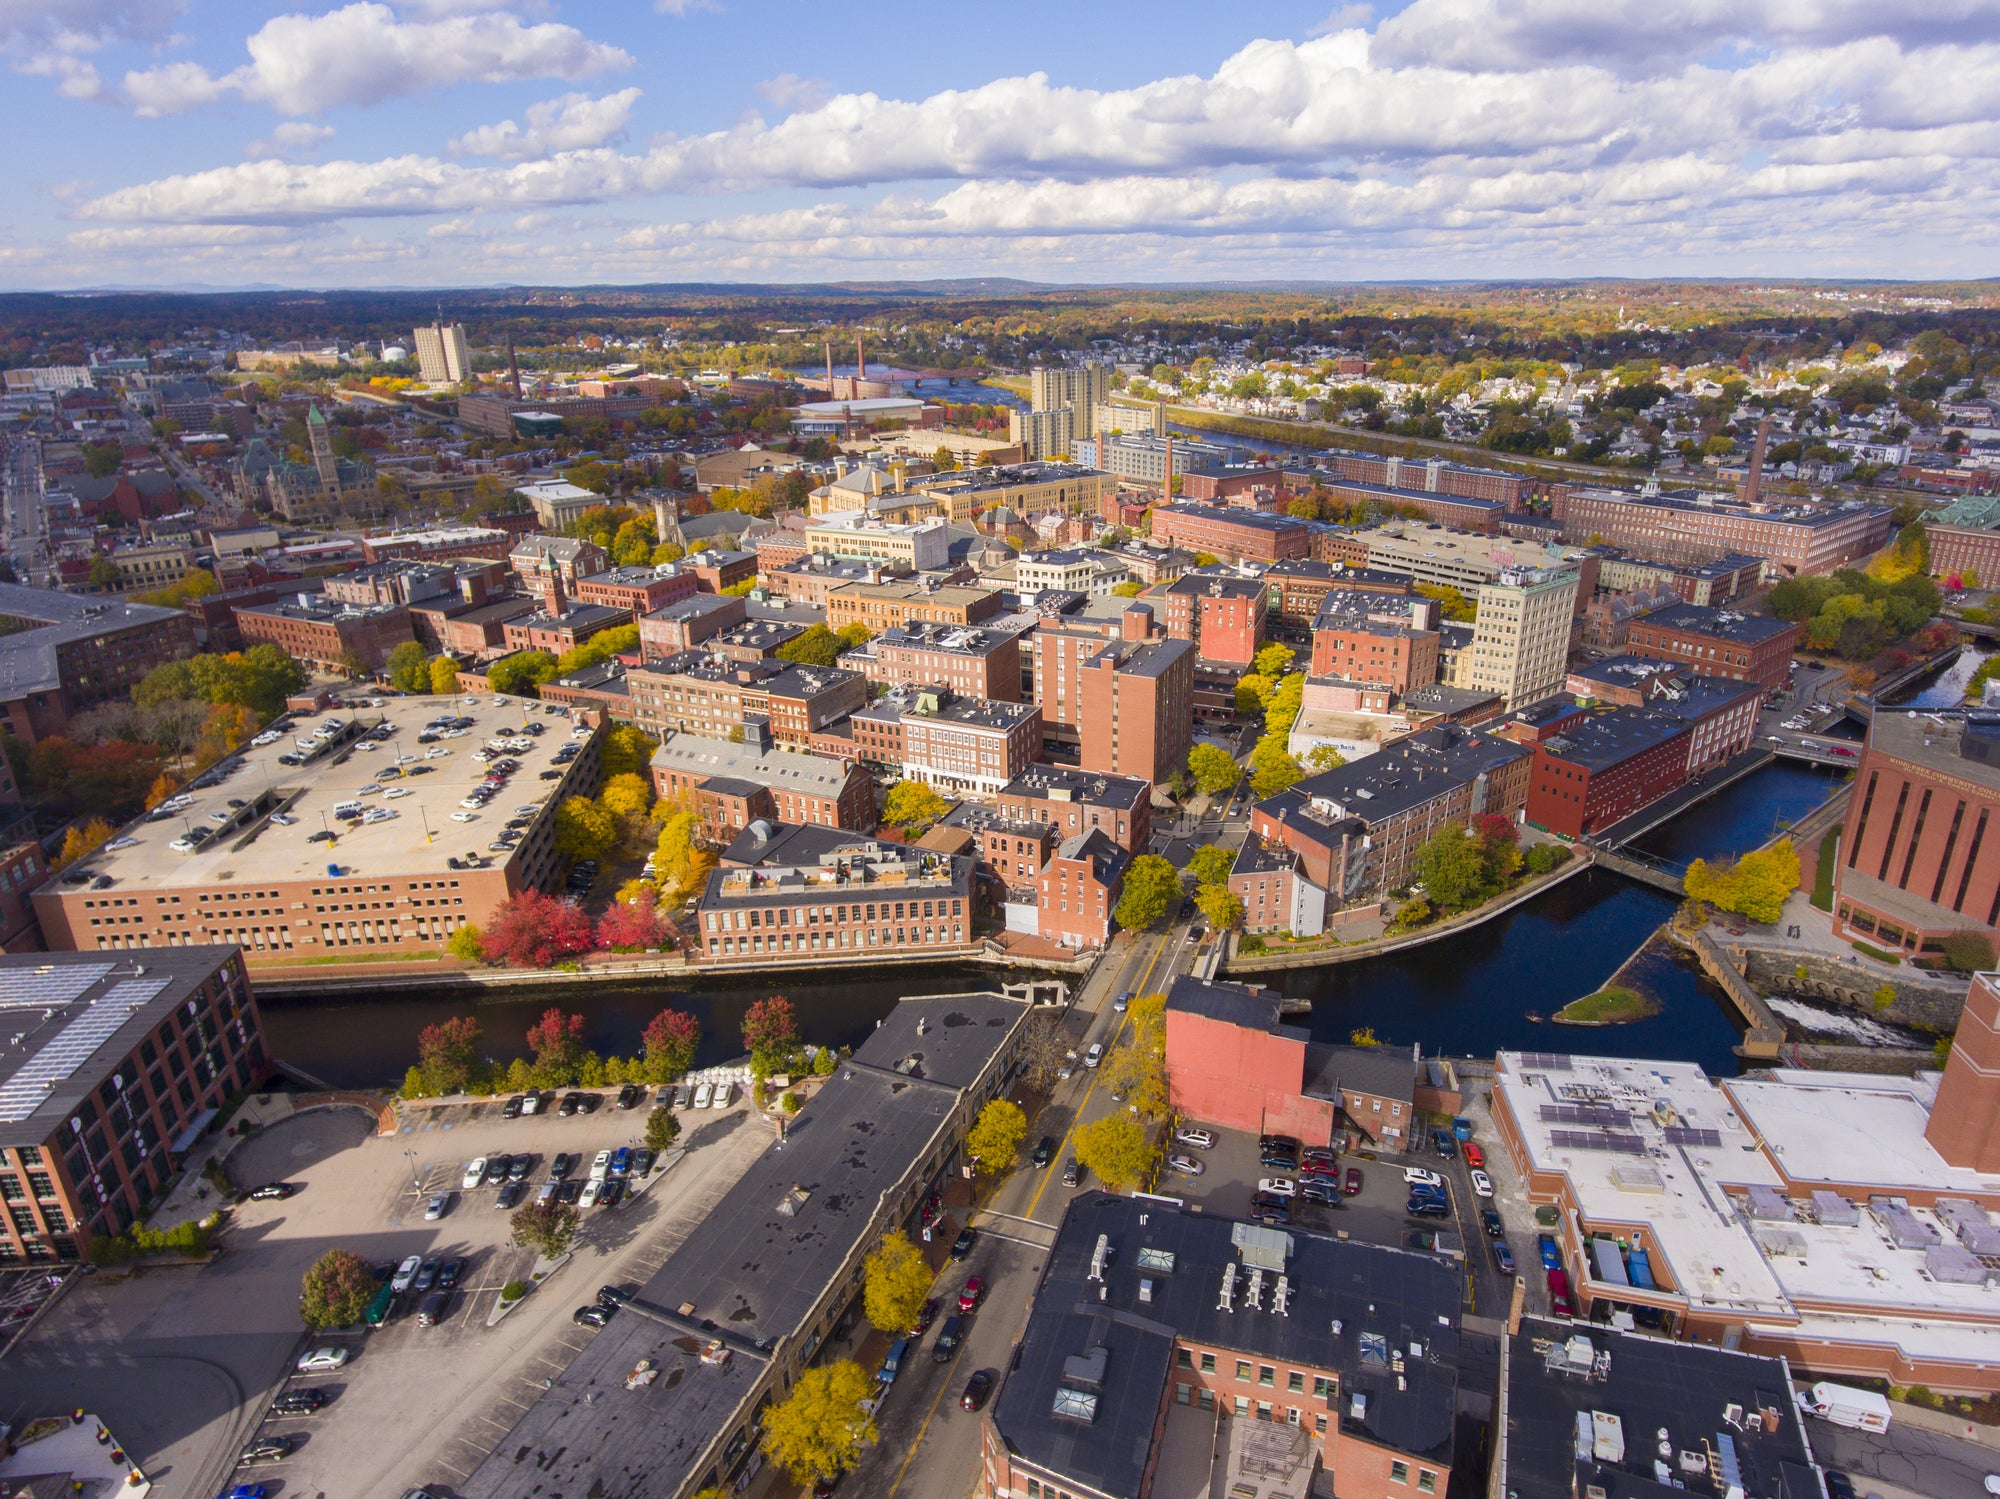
[[413, 321, 470, 385]]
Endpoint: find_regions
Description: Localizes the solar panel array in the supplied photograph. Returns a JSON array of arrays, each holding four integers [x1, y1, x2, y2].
[[1664, 1126, 1723, 1148], [0, 975, 170, 1123], [1540, 1104, 1627, 1128], [0, 964, 114, 1013], [1550, 1129, 1647, 1154], [1517, 1052, 1572, 1071]]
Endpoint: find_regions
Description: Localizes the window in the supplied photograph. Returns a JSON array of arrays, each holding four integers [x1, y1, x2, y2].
[[1235, 1359, 1253, 1381], [1200, 1353, 1216, 1374], [1390, 1461, 1410, 1484], [1418, 1472, 1437, 1494], [1258, 1365, 1275, 1387], [1233, 1396, 1250, 1418], [1287, 1371, 1304, 1393], [1176, 1348, 1193, 1369]]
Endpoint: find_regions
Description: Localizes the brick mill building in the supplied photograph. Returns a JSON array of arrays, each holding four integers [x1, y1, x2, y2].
[[1625, 602, 1801, 698]]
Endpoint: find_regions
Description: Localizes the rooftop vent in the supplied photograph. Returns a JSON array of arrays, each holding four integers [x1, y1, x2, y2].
[[775, 1184, 811, 1217]]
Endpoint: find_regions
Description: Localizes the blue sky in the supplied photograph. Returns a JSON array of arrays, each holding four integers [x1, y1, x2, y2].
[[5, 1, 2000, 289]]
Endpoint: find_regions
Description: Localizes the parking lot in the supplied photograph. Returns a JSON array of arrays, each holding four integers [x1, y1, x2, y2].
[[0, 1088, 773, 1499]]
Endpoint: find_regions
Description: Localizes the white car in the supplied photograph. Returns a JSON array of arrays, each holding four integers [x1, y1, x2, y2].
[[1084, 1042, 1104, 1068], [1470, 1169, 1494, 1198], [1173, 1127, 1216, 1150], [105, 837, 138, 851], [384, 787, 411, 799], [391, 1253, 423, 1292], [459, 797, 486, 810], [692, 1082, 713, 1109], [296, 1346, 349, 1373], [251, 730, 282, 746], [361, 809, 395, 824], [588, 1149, 612, 1181], [1256, 1177, 1297, 1197], [462, 1158, 487, 1189], [711, 1081, 732, 1108], [169, 838, 196, 853], [354, 740, 379, 752], [450, 810, 476, 822], [357, 783, 381, 796], [579, 1179, 603, 1208], [425, 746, 451, 759], [1404, 1166, 1445, 1189]]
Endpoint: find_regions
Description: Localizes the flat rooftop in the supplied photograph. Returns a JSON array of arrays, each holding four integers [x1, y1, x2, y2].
[[1636, 602, 1797, 644], [67, 695, 587, 889], [1541, 706, 1689, 772], [1863, 709, 2000, 794], [1004, 762, 1150, 809]]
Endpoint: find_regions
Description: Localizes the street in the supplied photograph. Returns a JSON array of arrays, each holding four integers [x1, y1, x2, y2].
[[1808, 1414, 2000, 1499]]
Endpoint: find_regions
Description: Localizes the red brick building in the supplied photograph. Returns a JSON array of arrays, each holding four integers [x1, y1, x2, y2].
[[1178, 466, 1283, 501], [0, 588, 197, 744], [1164, 974, 1337, 1144], [1835, 709, 2000, 955], [1035, 828, 1126, 949], [359, 526, 513, 564], [649, 727, 876, 840], [232, 596, 412, 672], [1266, 560, 1411, 628], [858, 621, 1023, 701], [574, 566, 696, 617], [850, 690, 1041, 795], [692, 843, 975, 965], [508, 535, 608, 587], [1149, 503, 1311, 563], [1320, 477, 1509, 532], [1525, 707, 1693, 838], [1927, 971, 2000, 1171], [824, 580, 1003, 633], [626, 653, 867, 748], [684, 548, 758, 593], [1162, 573, 1267, 666], [639, 594, 748, 656], [1308, 596, 1441, 693], [1625, 602, 1800, 698], [998, 763, 1151, 854]]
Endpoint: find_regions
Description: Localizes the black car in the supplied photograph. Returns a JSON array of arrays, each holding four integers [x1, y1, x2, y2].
[[540, 770, 563, 780], [549, 1152, 575, 1180], [1433, 1129, 1458, 1158], [496, 1181, 525, 1209], [599, 1284, 633, 1305], [573, 1091, 600, 1114], [932, 1314, 965, 1361], [437, 1257, 467, 1289], [1032, 1135, 1055, 1167], [502, 1095, 524, 1119], [573, 1303, 612, 1327], [616, 1084, 643, 1110], [413, 1257, 440, 1292], [1820, 1473, 1855, 1499], [598, 1179, 624, 1208], [1480, 1209, 1504, 1239], [1259, 1134, 1301, 1152], [417, 1291, 452, 1327], [247, 1182, 297, 1201], [1298, 1180, 1339, 1205], [507, 1153, 533, 1182], [240, 1434, 295, 1464], [960, 1370, 994, 1411], [558, 1180, 584, 1204], [558, 1092, 582, 1117], [950, 1227, 977, 1260], [269, 1389, 328, 1416], [1407, 1197, 1450, 1218], [1249, 1194, 1292, 1224], [1062, 1158, 1082, 1187], [485, 1155, 513, 1184]]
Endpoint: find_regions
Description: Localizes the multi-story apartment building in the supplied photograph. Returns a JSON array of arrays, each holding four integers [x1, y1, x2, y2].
[[915, 462, 1116, 524], [625, 654, 867, 748], [998, 763, 1152, 854], [1318, 448, 1536, 508], [501, 600, 631, 657], [0, 948, 268, 1259], [1006, 406, 1073, 462], [1625, 601, 1800, 698], [851, 621, 1022, 701], [1107, 541, 1194, 586], [649, 728, 875, 840], [1924, 494, 2000, 582], [765, 555, 894, 608], [1309, 593, 1441, 692], [1553, 487, 1894, 575], [1035, 828, 1127, 949], [1014, 549, 1129, 598], [850, 689, 1042, 795], [34, 698, 599, 959], [1162, 573, 1268, 666], [1835, 709, 2000, 953], [1565, 659, 1762, 776], [1074, 433, 1232, 486], [1594, 551, 1763, 606], [939, 802, 1059, 889], [1150, 503, 1312, 564], [1028, 362, 1112, 435], [1346, 525, 1600, 607], [984, 1196, 1458, 1499], [232, 594, 412, 672], [803, 513, 952, 571], [1077, 634, 1194, 782], [1453, 566, 1580, 709], [359, 525, 514, 565], [683, 549, 758, 593], [0, 585, 196, 744], [691, 843, 975, 966], [412, 320, 470, 384], [639, 594, 747, 656], [1317, 476, 1510, 532], [573, 566, 697, 617], [823, 579, 1002, 633], [509, 534, 609, 588], [1266, 559, 1412, 629], [1524, 707, 1695, 838]]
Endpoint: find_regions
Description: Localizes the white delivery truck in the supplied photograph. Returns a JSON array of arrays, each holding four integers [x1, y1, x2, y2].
[[1796, 1382, 1892, 1433]]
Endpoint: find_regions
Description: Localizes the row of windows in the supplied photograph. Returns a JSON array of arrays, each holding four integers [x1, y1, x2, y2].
[[704, 898, 963, 931], [709, 924, 964, 955]]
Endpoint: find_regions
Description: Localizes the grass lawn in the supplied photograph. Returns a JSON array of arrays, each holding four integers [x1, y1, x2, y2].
[[253, 949, 442, 967], [1851, 940, 1902, 965], [1554, 986, 1661, 1025], [1811, 824, 1841, 911]]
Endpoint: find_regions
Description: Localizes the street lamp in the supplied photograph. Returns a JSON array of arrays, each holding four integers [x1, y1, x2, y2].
[[402, 1148, 422, 1192]]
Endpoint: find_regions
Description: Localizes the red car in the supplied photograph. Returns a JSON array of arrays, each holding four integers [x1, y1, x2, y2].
[[1343, 1167, 1363, 1196], [1547, 1266, 1573, 1314], [958, 1276, 986, 1314], [1461, 1142, 1484, 1170]]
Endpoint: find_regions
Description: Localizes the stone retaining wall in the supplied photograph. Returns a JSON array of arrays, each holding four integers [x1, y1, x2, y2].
[[1742, 949, 1966, 1034]]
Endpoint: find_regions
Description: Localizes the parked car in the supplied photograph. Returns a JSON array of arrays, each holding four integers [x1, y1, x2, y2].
[[247, 1182, 297, 1201], [914, 1296, 941, 1334], [950, 1227, 977, 1260], [1249, 1194, 1292, 1224], [616, 1084, 643, 1110], [507, 1154, 533, 1182], [1166, 1152, 1204, 1176], [1469, 1169, 1494, 1198], [1083, 1042, 1104, 1068], [1407, 1196, 1450, 1219], [693, 1082, 713, 1109], [461, 1159, 488, 1189], [957, 1276, 986, 1313], [296, 1346, 350, 1373], [1403, 1166, 1445, 1189], [1113, 991, 1131, 1012], [960, 1370, 994, 1411], [239, 1435, 294, 1465], [1538, 1235, 1562, 1270], [1062, 1158, 1082, 1187], [549, 1152, 574, 1180], [484, 1156, 512, 1184], [1492, 1241, 1517, 1276], [1547, 1267, 1571, 1302], [1462, 1142, 1485, 1170], [573, 1303, 612, 1328], [1260, 1133, 1300, 1152], [501, 1095, 524, 1119], [1173, 1127, 1215, 1150], [1256, 1176, 1297, 1197], [599, 1180, 625, 1208], [417, 1291, 451, 1327], [423, 1192, 451, 1220], [609, 1147, 632, 1177], [1480, 1209, 1504, 1239], [589, 1150, 613, 1181], [579, 1180, 603, 1209], [437, 1257, 466, 1289], [269, 1389, 327, 1416], [933, 1315, 965, 1361], [413, 1257, 440, 1293], [1259, 1149, 1299, 1170], [495, 1182, 524, 1209], [1432, 1128, 1458, 1157], [1298, 1179, 1339, 1205], [1343, 1166, 1363, 1196]]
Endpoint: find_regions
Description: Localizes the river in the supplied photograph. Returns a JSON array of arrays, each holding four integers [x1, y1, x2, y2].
[[261, 761, 1846, 1087]]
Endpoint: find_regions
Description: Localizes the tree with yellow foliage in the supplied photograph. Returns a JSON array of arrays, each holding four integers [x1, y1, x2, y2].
[[55, 818, 114, 870], [1683, 839, 1799, 925]]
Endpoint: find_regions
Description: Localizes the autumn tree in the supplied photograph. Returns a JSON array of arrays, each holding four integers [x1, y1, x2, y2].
[[525, 1007, 589, 1086], [55, 818, 114, 870], [882, 780, 950, 829], [596, 899, 667, 952], [645, 1106, 681, 1153], [1249, 734, 1305, 798], [1019, 1012, 1073, 1092], [1102, 993, 1169, 1117], [1187, 743, 1242, 797], [1115, 854, 1180, 931], [1306, 744, 1347, 772], [447, 923, 487, 962], [386, 641, 430, 695], [555, 796, 619, 862], [760, 1361, 878, 1486], [599, 723, 658, 779], [429, 655, 460, 695], [300, 1248, 375, 1329], [1683, 839, 1799, 925], [416, 1014, 481, 1094], [641, 1007, 700, 1082], [1073, 1114, 1155, 1192], [741, 995, 799, 1071], [483, 890, 595, 968], [1186, 843, 1233, 888], [509, 1198, 582, 1260], [964, 1098, 1028, 1173], [1195, 883, 1245, 932], [862, 1231, 933, 1334], [1414, 823, 1492, 911]]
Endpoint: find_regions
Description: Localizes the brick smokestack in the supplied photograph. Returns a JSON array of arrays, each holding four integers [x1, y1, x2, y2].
[[1743, 416, 1773, 507], [824, 339, 833, 395], [1164, 431, 1174, 499], [856, 332, 865, 384]]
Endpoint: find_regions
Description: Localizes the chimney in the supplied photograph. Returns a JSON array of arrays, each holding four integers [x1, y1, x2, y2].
[[1121, 603, 1151, 642], [824, 338, 834, 394], [653, 492, 673, 543], [856, 332, 865, 384], [1163, 431, 1174, 497], [1743, 416, 1773, 507]]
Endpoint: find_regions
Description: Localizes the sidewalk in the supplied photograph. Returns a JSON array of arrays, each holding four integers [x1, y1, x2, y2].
[[148, 1091, 299, 1232]]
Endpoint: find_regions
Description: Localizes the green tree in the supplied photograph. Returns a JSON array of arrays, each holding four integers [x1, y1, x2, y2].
[[385, 641, 430, 695], [1114, 854, 1179, 931], [1249, 734, 1305, 798], [645, 1106, 681, 1154], [1414, 823, 1492, 911], [416, 1014, 481, 1094], [1940, 929, 1997, 973], [862, 1231, 934, 1334], [760, 1362, 878, 1487], [1186, 843, 1234, 887], [509, 1199, 582, 1260], [1187, 743, 1242, 797], [882, 780, 950, 829], [775, 624, 846, 667], [1073, 1114, 1155, 1192], [1415, 583, 1477, 622], [964, 1097, 1028, 1173], [599, 722, 658, 780], [300, 1248, 375, 1329], [1195, 883, 1244, 932], [486, 650, 559, 697]]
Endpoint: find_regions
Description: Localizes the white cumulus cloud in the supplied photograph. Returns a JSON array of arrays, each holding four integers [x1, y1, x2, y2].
[[122, 2, 629, 117], [451, 87, 640, 159], [245, 120, 336, 159]]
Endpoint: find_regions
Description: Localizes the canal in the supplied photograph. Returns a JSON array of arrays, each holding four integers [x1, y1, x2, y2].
[[263, 761, 1849, 1088]]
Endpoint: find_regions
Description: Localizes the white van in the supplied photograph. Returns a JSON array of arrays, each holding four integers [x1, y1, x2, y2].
[[1796, 1382, 1892, 1432], [331, 801, 363, 820]]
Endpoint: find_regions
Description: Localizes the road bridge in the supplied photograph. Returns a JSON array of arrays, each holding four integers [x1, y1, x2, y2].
[[1587, 847, 1685, 895]]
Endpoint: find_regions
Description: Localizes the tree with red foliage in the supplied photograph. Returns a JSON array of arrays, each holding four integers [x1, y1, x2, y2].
[[596, 899, 666, 953], [8, 735, 160, 823], [481, 889, 595, 969], [417, 1014, 482, 1094], [525, 1008, 588, 1086], [742, 996, 799, 1071], [1472, 812, 1517, 846], [642, 1007, 700, 1083]]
